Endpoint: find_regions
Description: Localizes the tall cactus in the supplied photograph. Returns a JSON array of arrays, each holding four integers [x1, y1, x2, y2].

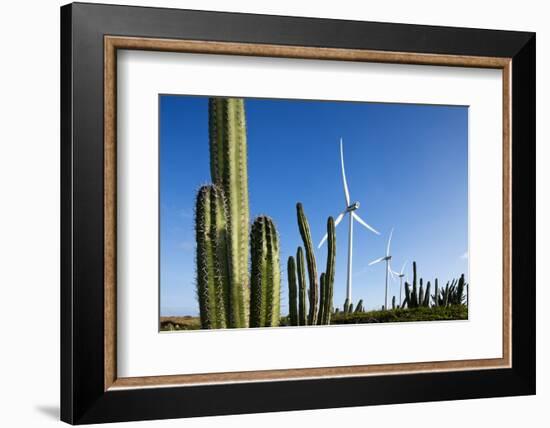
[[424, 281, 431, 307], [287, 256, 298, 326], [419, 278, 425, 306], [297, 247, 307, 326], [318, 273, 326, 324], [250, 216, 281, 327], [404, 282, 411, 308], [433, 278, 439, 307], [410, 262, 419, 308], [320, 216, 336, 325], [195, 185, 230, 329], [456, 274, 465, 305], [208, 98, 250, 328], [343, 298, 350, 314], [296, 203, 319, 325]]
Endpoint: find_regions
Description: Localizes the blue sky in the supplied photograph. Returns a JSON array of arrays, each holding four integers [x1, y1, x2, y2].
[[160, 95, 468, 316]]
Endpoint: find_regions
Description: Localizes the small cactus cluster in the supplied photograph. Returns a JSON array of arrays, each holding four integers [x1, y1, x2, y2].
[[432, 274, 467, 307], [195, 98, 281, 329], [287, 204, 335, 326], [338, 298, 364, 314], [401, 262, 467, 309]]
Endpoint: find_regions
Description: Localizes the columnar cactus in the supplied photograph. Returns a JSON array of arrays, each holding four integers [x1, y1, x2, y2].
[[419, 278, 425, 306], [320, 216, 336, 325], [195, 185, 230, 329], [456, 274, 465, 305], [392, 296, 396, 310], [318, 273, 326, 323], [404, 282, 411, 308], [287, 256, 298, 326], [444, 282, 450, 307], [249, 216, 281, 327], [343, 298, 350, 314], [296, 203, 319, 325], [433, 278, 439, 307], [424, 281, 431, 307], [297, 247, 307, 326], [411, 262, 419, 308], [208, 98, 250, 328], [355, 299, 364, 313]]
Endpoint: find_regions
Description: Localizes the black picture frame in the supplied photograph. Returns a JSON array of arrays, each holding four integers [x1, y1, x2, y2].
[[61, 2, 535, 424]]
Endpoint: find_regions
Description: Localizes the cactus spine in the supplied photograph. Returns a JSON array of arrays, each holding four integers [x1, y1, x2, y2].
[[208, 98, 250, 328], [195, 185, 230, 329], [296, 203, 319, 325], [287, 256, 298, 326], [297, 247, 307, 326], [250, 216, 281, 327]]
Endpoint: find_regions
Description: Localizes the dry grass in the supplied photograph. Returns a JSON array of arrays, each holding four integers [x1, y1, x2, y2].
[[160, 316, 201, 331]]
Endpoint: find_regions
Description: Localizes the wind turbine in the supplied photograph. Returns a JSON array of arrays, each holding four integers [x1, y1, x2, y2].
[[394, 261, 408, 307], [318, 138, 380, 305], [368, 228, 396, 310]]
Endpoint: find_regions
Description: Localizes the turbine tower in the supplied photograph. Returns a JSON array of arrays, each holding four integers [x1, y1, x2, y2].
[[318, 138, 380, 304], [368, 228, 396, 310]]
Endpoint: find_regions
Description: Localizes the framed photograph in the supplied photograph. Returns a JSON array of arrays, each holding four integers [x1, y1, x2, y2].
[[61, 2, 535, 424]]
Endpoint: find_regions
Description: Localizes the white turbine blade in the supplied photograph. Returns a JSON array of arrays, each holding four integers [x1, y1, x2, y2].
[[400, 260, 408, 275], [340, 138, 351, 206], [334, 211, 346, 227], [317, 233, 328, 249], [368, 256, 385, 266], [388, 265, 395, 280], [352, 212, 380, 235], [318, 211, 346, 248], [386, 228, 394, 257]]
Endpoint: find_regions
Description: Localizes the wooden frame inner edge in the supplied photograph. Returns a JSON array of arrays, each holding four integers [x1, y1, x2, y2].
[[104, 36, 512, 391]]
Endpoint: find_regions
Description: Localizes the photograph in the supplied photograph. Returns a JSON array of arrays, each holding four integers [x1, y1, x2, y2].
[[159, 95, 469, 331]]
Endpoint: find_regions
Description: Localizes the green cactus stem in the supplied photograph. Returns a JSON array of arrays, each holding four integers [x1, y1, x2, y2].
[[318, 273, 326, 323], [355, 299, 364, 313], [249, 216, 281, 328], [424, 281, 431, 307], [195, 185, 230, 329], [208, 97, 250, 328], [419, 278, 425, 306], [433, 279, 439, 307], [403, 282, 411, 308], [392, 296, 396, 310], [296, 203, 319, 325], [456, 274, 465, 305], [321, 216, 336, 325], [287, 256, 298, 326], [343, 298, 350, 314], [410, 262, 419, 308], [297, 247, 307, 326]]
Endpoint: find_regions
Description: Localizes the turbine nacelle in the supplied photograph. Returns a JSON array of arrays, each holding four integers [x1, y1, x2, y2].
[[346, 202, 360, 212]]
